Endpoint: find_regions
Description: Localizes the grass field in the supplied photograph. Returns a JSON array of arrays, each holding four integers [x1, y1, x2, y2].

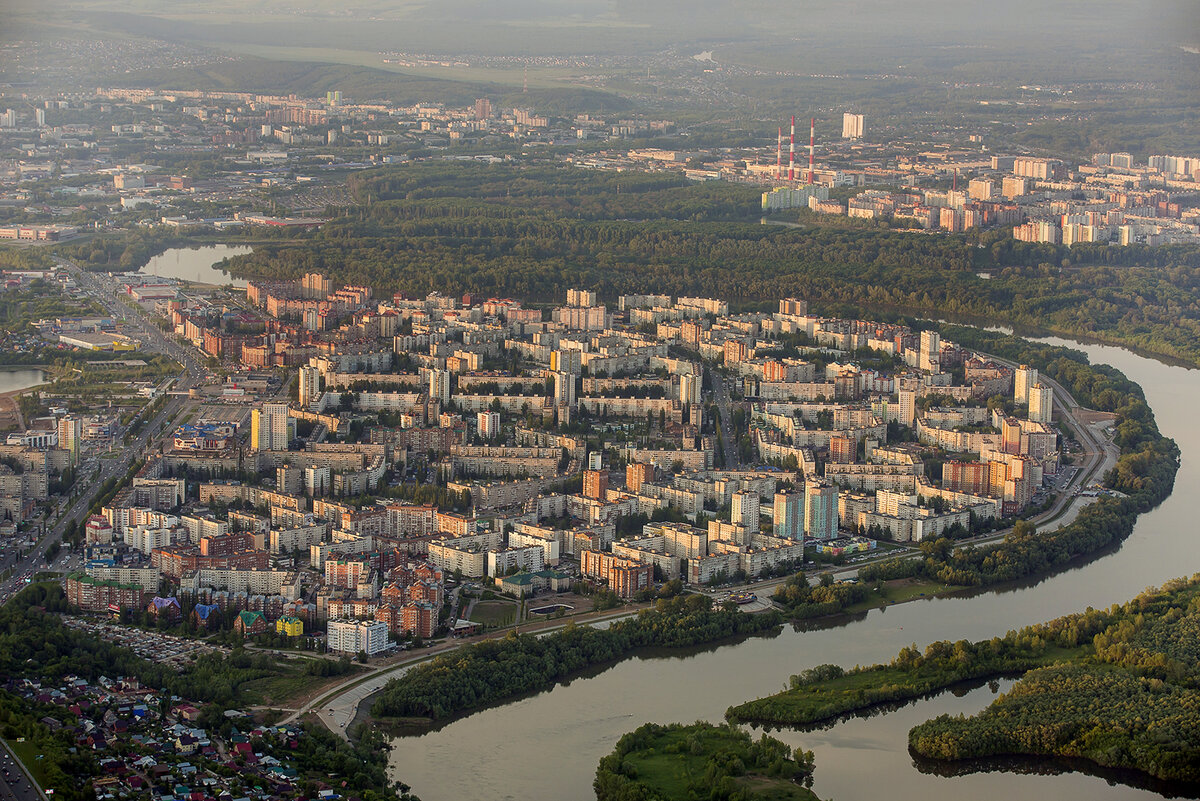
[[881, 578, 956, 603], [5, 737, 49, 791], [240, 657, 362, 706], [837, 578, 955, 614], [470, 600, 517, 628]]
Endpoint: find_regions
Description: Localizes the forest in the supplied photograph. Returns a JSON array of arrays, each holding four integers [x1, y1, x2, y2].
[[207, 161, 1200, 366], [370, 594, 782, 721], [594, 721, 819, 801], [727, 575, 1200, 785]]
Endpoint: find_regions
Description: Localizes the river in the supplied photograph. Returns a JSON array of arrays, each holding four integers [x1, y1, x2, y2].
[[137, 245, 252, 288], [388, 334, 1199, 801], [0, 368, 46, 395]]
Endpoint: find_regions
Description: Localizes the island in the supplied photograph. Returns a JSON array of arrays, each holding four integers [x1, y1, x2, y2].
[[728, 574, 1200, 786], [594, 721, 819, 801]]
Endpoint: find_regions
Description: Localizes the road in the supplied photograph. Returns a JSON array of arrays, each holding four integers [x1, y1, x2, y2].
[[60, 260, 207, 377], [291, 607, 645, 740], [710, 368, 741, 468], [0, 259, 207, 604], [0, 741, 45, 801]]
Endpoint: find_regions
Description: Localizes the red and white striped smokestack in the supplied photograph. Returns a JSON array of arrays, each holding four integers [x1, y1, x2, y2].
[[789, 116, 795, 181], [777, 127, 782, 180], [808, 117, 815, 184]]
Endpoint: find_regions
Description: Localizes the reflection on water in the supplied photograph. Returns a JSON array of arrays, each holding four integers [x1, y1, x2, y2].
[[0, 368, 46, 394], [137, 245, 252, 288], [388, 334, 1200, 801]]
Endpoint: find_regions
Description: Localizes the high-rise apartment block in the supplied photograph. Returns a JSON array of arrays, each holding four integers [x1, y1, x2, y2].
[[1014, 365, 1038, 405], [301, 272, 333, 298], [477, 411, 500, 439], [773, 490, 804, 539], [1002, 177, 1030, 198], [327, 619, 389, 655], [1029, 383, 1054, 424], [553, 371, 577, 408], [919, 330, 940, 373], [968, 178, 994, 201], [779, 298, 808, 316], [429, 369, 452, 406], [829, 434, 855, 464], [583, 469, 608, 501], [566, 288, 597, 307], [731, 489, 760, 530], [299, 364, 321, 408], [898, 389, 916, 427], [626, 462, 655, 493], [804, 479, 838, 540], [57, 415, 81, 464], [550, 349, 582, 374], [251, 402, 292, 451], [842, 113, 864, 140]]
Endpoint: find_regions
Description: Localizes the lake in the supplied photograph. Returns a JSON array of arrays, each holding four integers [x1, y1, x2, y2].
[[388, 333, 1200, 801], [0, 368, 46, 395], [137, 245, 252, 288]]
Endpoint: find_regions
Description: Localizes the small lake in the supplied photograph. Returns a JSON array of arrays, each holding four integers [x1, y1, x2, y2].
[[0, 368, 46, 395], [137, 245, 252, 288]]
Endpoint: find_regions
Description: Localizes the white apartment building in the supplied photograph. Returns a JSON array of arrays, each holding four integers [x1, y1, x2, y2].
[[327, 619, 390, 655]]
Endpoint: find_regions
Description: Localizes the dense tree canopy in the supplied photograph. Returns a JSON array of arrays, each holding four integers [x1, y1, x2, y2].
[[216, 162, 1200, 365], [371, 594, 781, 721], [730, 575, 1200, 787]]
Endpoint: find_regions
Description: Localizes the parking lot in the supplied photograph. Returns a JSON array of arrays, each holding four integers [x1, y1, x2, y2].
[[61, 617, 225, 667]]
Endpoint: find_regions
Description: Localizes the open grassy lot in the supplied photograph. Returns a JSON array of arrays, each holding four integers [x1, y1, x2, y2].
[[470, 600, 517, 628], [6, 737, 50, 790]]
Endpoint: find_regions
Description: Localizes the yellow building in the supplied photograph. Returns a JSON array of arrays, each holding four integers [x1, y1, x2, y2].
[[275, 616, 303, 637]]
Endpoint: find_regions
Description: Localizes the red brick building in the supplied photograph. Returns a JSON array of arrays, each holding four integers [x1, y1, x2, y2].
[[66, 575, 147, 612], [580, 550, 652, 599], [583, 469, 609, 501], [625, 462, 655, 493], [235, 610, 268, 636]]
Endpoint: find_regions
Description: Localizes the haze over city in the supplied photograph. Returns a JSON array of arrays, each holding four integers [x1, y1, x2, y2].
[[0, 3, 1198, 801]]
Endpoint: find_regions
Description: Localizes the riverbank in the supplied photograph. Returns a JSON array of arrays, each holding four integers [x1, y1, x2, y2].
[[595, 721, 820, 801], [293, 603, 651, 740], [728, 576, 1200, 788], [321, 337, 1134, 741], [0, 381, 48, 432], [368, 595, 783, 728]]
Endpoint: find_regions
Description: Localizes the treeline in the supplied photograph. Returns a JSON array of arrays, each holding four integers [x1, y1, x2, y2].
[[371, 595, 781, 721], [726, 599, 1116, 726], [772, 573, 870, 619], [729, 575, 1200, 785], [911, 662, 1200, 783], [1, 584, 275, 707], [909, 575, 1200, 783], [349, 162, 760, 223], [858, 329, 1178, 589], [594, 721, 818, 801], [210, 162, 1200, 365]]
